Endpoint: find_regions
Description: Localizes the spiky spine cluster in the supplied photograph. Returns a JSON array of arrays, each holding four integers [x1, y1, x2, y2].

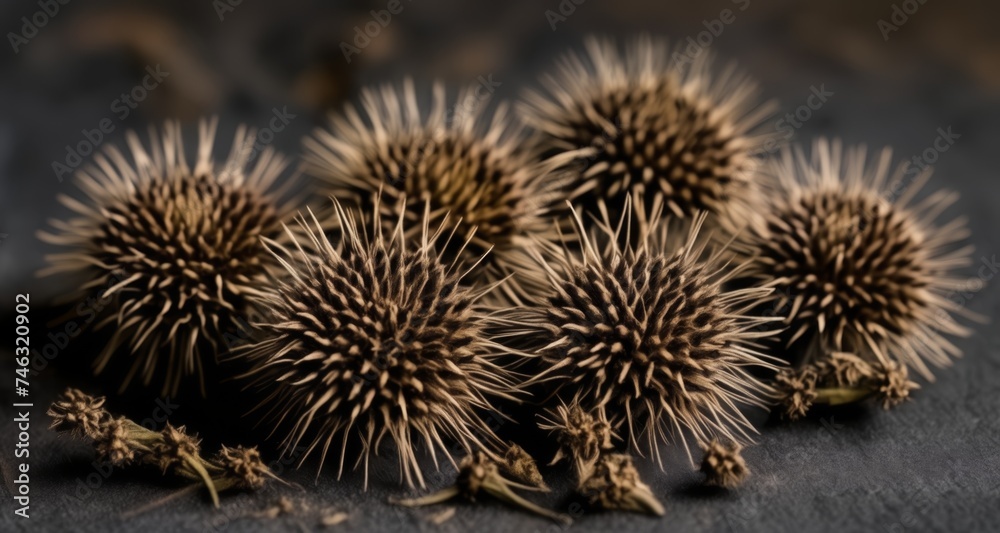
[[303, 79, 566, 299], [38, 119, 293, 395], [520, 35, 775, 227], [735, 139, 976, 380], [514, 197, 782, 465], [236, 201, 519, 488], [700, 439, 749, 488]]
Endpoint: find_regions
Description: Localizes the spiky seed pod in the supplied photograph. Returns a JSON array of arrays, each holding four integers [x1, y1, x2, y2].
[[537, 402, 616, 481], [47, 388, 109, 439], [515, 195, 783, 465], [213, 446, 267, 490], [95, 416, 136, 465], [579, 454, 664, 516], [700, 438, 749, 488], [520, 35, 776, 232], [500, 444, 547, 490], [734, 139, 978, 381], [303, 79, 568, 301], [813, 351, 874, 388], [871, 361, 919, 410], [154, 424, 202, 474], [774, 368, 818, 421], [37, 119, 295, 396], [235, 200, 520, 488]]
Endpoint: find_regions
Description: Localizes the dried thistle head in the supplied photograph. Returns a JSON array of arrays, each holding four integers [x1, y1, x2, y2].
[[214, 445, 267, 490], [500, 444, 547, 490], [774, 367, 818, 421], [814, 351, 874, 388], [38, 119, 295, 396], [537, 402, 615, 480], [153, 423, 202, 473], [579, 454, 664, 516], [735, 139, 978, 380], [235, 200, 520, 488], [94, 416, 136, 465], [520, 35, 775, 231], [699, 439, 749, 488], [518, 195, 782, 465], [47, 388, 108, 439], [871, 360, 919, 409], [303, 79, 567, 300]]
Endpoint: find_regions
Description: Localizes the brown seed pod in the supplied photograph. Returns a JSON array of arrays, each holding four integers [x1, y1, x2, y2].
[[871, 360, 919, 410], [579, 454, 664, 516], [537, 402, 616, 482], [234, 199, 521, 488], [47, 388, 109, 439], [515, 194, 783, 466], [520, 35, 776, 232], [699, 438, 749, 488], [37, 119, 296, 396], [773, 367, 819, 421], [734, 139, 979, 381], [303, 79, 569, 302]]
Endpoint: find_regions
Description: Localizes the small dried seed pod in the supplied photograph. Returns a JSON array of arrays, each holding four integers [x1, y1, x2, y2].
[[500, 444, 548, 490], [94, 416, 136, 466], [37, 119, 296, 396], [213, 446, 267, 490], [47, 388, 109, 439], [699, 439, 749, 488], [871, 360, 919, 410], [579, 454, 664, 516], [814, 352, 874, 388], [774, 368, 818, 421], [235, 200, 521, 488], [537, 402, 616, 481]]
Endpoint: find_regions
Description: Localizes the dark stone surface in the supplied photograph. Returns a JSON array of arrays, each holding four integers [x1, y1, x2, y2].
[[0, 0, 998, 531]]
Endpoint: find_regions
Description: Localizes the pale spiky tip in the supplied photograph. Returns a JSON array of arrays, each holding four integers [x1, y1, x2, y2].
[[736, 139, 977, 381], [37, 118, 295, 396], [303, 79, 567, 300], [47, 388, 108, 439], [234, 199, 520, 489], [537, 402, 616, 482], [516, 193, 783, 467], [520, 35, 776, 226]]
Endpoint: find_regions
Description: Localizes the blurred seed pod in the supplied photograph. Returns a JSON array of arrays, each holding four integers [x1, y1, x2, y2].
[[520, 35, 776, 239], [733, 139, 980, 381], [38, 119, 296, 395], [303, 79, 571, 303]]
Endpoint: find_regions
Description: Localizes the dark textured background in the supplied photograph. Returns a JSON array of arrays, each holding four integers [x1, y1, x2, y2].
[[0, 0, 998, 531]]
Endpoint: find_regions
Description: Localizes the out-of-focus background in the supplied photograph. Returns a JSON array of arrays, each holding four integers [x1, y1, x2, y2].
[[0, 1, 998, 531]]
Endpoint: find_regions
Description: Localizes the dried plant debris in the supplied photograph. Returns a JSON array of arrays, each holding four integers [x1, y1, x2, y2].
[[520, 35, 776, 232], [47, 388, 283, 507], [775, 357, 920, 419], [303, 78, 570, 301], [392, 452, 571, 525], [514, 194, 783, 466], [735, 139, 979, 385], [579, 454, 664, 516], [234, 199, 522, 488], [537, 402, 616, 482], [37, 118, 297, 396], [700, 439, 749, 488], [500, 444, 548, 490]]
